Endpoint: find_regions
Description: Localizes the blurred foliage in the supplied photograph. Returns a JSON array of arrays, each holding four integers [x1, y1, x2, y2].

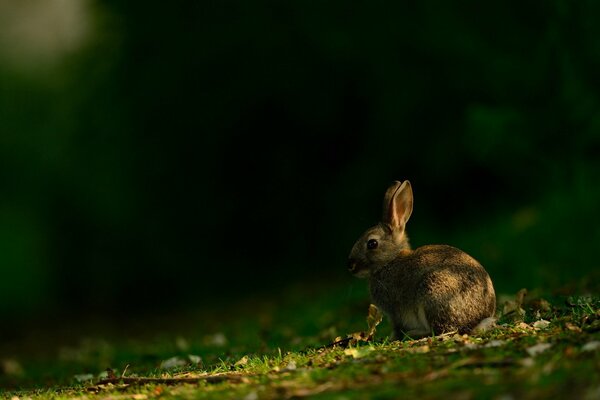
[[0, 0, 598, 321]]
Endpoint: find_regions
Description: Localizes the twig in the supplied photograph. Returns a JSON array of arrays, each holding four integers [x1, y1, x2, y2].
[[321, 337, 353, 349]]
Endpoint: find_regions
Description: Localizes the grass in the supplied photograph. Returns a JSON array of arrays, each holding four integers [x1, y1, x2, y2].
[[1, 282, 599, 399]]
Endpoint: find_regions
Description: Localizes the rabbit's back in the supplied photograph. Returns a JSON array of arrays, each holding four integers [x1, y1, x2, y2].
[[370, 245, 496, 335]]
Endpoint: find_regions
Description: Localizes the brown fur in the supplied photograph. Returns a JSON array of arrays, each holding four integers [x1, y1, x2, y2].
[[348, 181, 496, 339]]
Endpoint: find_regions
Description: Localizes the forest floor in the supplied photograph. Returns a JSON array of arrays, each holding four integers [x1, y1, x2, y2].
[[1, 282, 599, 400]]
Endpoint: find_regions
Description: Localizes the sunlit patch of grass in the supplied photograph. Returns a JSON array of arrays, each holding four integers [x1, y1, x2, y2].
[[2, 290, 599, 400]]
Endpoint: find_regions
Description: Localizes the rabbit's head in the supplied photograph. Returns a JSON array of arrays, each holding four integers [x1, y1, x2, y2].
[[348, 180, 413, 278]]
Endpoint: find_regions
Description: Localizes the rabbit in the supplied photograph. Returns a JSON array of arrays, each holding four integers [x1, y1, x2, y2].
[[347, 180, 496, 339]]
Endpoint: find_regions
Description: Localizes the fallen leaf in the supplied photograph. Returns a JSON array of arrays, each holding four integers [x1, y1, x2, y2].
[[366, 304, 383, 340], [451, 333, 470, 343], [335, 331, 367, 348], [329, 304, 384, 349], [463, 343, 479, 350], [532, 319, 550, 329], [344, 347, 373, 359], [582, 341, 600, 352], [160, 356, 187, 369], [526, 342, 552, 357], [472, 317, 497, 334], [515, 322, 534, 331], [283, 361, 297, 371], [440, 332, 459, 341], [350, 331, 366, 341], [484, 340, 506, 348], [405, 345, 430, 354], [234, 356, 249, 367]]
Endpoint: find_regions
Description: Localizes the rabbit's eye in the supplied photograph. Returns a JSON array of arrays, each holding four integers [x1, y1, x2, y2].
[[367, 239, 378, 250]]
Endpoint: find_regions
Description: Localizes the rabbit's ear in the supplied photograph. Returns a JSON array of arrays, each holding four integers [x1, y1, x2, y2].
[[382, 180, 413, 230], [382, 181, 402, 218]]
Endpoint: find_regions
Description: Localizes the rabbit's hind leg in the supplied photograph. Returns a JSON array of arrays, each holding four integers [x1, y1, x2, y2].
[[392, 305, 432, 340]]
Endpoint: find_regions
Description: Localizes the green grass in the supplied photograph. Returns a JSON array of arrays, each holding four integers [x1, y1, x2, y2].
[[1, 283, 599, 399]]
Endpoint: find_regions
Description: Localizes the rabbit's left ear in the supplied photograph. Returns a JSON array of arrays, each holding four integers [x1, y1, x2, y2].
[[383, 180, 413, 230]]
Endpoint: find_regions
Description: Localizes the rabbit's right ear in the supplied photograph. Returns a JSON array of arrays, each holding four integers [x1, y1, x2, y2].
[[382, 180, 413, 230]]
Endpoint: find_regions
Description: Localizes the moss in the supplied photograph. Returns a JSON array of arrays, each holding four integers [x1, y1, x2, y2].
[[2, 292, 599, 400]]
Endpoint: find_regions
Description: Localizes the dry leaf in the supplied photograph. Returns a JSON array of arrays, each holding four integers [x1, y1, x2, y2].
[[451, 333, 470, 343], [464, 343, 479, 351], [331, 304, 384, 348], [484, 340, 506, 348], [532, 319, 550, 329], [283, 361, 297, 371], [472, 317, 497, 334], [565, 322, 582, 332], [366, 304, 383, 340], [526, 342, 552, 357], [515, 322, 534, 331], [234, 356, 249, 367], [582, 341, 600, 352], [344, 347, 373, 359], [160, 356, 187, 369], [405, 345, 430, 354]]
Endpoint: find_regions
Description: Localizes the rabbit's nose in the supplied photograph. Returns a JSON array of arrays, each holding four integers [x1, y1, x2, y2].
[[348, 259, 357, 272]]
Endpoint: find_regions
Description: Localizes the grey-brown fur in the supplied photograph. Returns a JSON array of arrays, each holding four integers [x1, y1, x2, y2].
[[348, 180, 496, 339]]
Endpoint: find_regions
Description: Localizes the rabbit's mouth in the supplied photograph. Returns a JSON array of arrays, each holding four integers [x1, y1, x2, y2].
[[348, 259, 369, 278]]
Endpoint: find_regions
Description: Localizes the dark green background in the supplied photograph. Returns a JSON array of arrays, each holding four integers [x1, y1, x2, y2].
[[1, 1, 599, 324]]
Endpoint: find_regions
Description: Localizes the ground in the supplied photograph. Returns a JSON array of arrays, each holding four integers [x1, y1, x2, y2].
[[1, 282, 599, 399]]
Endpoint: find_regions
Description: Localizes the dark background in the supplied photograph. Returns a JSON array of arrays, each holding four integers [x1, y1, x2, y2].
[[1, 1, 599, 324]]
